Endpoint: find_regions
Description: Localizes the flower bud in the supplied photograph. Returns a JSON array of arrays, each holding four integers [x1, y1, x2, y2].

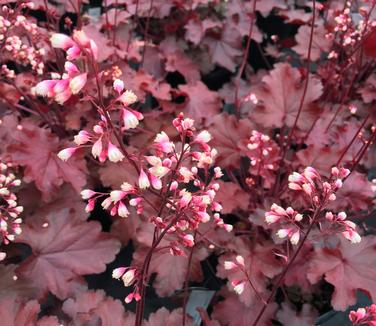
[[122, 269, 136, 286], [112, 267, 126, 279], [50, 33, 75, 50], [118, 90, 137, 105], [108, 142, 124, 163], [57, 147, 77, 161], [138, 169, 150, 189], [113, 79, 124, 93], [81, 189, 96, 200], [69, 73, 87, 94], [117, 201, 130, 218]]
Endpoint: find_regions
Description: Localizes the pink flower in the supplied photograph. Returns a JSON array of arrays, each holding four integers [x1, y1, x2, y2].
[[50, 33, 75, 50], [122, 108, 141, 129], [182, 234, 195, 247], [118, 90, 138, 105], [129, 197, 142, 206], [112, 267, 126, 279], [91, 138, 103, 159], [57, 147, 77, 161], [303, 166, 320, 180], [265, 203, 287, 224], [150, 174, 162, 190], [138, 169, 150, 189], [54, 83, 72, 104], [154, 131, 174, 153], [170, 181, 178, 191], [53, 79, 69, 94], [224, 261, 237, 270], [66, 45, 81, 60], [107, 142, 124, 163], [149, 165, 169, 178], [101, 197, 112, 210], [64, 61, 79, 76], [73, 30, 91, 47], [74, 130, 90, 145], [69, 73, 87, 94], [231, 280, 245, 295], [80, 189, 96, 200], [125, 291, 141, 304], [276, 229, 289, 239], [179, 190, 192, 208], [113, 79, 124, 93], [35, 80, 57, 97], [121, 182, 135, 193], [195, 130, 212, 143], [290, 230, 300, 245], [85, 199, 95, 213], [117, 201, 130, 218], [110, 190, 126, 202], [235, 255, 245, 267], [343, 229, 361, 244], [122, 268, 136, 286], [214, 167, 223, 178]]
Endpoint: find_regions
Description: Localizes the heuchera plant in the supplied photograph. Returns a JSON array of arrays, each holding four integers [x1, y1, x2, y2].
[[0, 0, 376, 325]]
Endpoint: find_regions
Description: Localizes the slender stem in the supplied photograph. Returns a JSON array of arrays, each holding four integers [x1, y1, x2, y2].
[[252, 206, 322, 325], [112, 0, 119, 46], [324, 72, 357, 133], [272, 0, 316, 197], [243, 268, 266, 305], [135, 139, 188, 326], [140, 0, 154, 67], [345, 128, 376, 182], [182, 231, 197, 326], [104, 0, 111, 38], [126, 0, 140, 54], [134, 212, 184, 326], [336, 113, 370, 166], [283, 0, 316, 151], [90, 56, 140, 174], [234, 0, 257, 118]]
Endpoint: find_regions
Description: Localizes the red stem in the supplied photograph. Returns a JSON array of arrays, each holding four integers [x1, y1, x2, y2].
[[182, 231, 197, 326], [134, 212, 185, 326], [271, 0, 316, 197], [336, 113, 370, 167], [345, 128, 376, 182], [134, 137, 188, 325], [252, 206, 322, 325], [140, 0, 155, 67], [112, 0, 119, 46], [234, 0, 257, 118], [283, 0, 316, 152], [324, 72, 358, 133]]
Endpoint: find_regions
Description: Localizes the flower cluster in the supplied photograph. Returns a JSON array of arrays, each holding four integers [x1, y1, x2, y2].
[[288, 166, 350, 206], [112, 267, 141, 303], [1, 4, 44, 75], [349, 304, 376, 326], [59, 122, 126, 164], [79, 113, 229, 247], [0, 161, 23, 261], [265, 204, 303, 245], [265, 166, 360, 245], [224, 255, 246, 295], [50, 31, 98, 61], [324, 211, 361, 244], [75, 114, 231, 303], [34, 30, 96, 104], [1, 0, 376, 324], [246, 130, 280, 187], [35, 61, 87, 104]]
